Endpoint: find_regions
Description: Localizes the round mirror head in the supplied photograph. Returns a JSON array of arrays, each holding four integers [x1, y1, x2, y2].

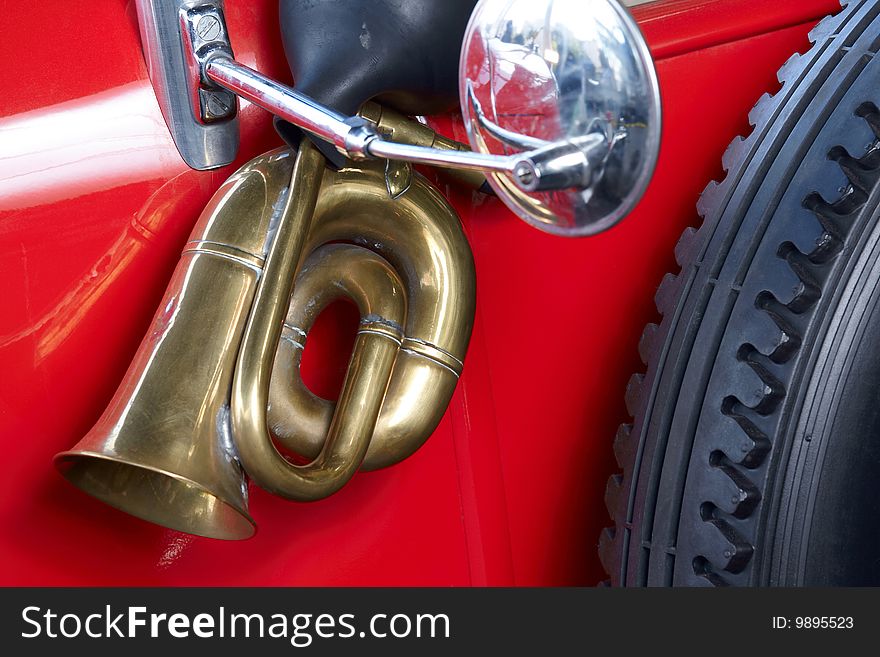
[[460, 0, 661, 236]]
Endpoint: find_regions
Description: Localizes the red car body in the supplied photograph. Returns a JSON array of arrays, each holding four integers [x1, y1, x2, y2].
[[0, 0, 842, 585]]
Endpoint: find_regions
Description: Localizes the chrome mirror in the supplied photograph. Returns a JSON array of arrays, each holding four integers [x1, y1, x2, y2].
[[460, 0, 662, 236]]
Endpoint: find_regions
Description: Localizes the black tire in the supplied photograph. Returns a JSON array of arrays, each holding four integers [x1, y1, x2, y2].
[[600, 0, 880, 586]]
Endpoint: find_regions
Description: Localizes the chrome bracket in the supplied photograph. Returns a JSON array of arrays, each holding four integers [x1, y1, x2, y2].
[[136, 0, 239, 170]]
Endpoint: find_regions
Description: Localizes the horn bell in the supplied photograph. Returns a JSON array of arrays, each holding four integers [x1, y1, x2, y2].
[[53, 149, 300, 540]]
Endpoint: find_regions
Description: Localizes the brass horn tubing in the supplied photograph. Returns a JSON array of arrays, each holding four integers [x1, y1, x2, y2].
[[192, 148, 296, 257], [270, 244, 406, 467], [232, 141, 403, 501], [283, 244, 406, 344], [364, 354, 460, 470], [270, 244, 406, 498], [270, 350, 459, 470], [305, 164, 475, 358], [182, 240, 265, 271], [268, 162, 476, 470], [270, 245, 405, 460]]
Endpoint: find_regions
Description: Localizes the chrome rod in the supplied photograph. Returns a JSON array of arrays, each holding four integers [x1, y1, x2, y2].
[[204, 56, 589, 192], [205, 56, 373, 156], [205, 56, 521, 173], [366, 139, 520, 174]]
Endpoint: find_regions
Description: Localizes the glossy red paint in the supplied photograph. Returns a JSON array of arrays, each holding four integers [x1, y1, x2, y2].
[[0, 0, 841, 585]]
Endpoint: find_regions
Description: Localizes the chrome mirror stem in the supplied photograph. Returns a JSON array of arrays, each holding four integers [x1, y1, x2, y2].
[[203, 57, 376, 159], [137, 0, 602, 191], [204, 56, 597, 192]]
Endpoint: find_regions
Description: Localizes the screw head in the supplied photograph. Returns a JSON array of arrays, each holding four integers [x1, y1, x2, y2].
[[200, 90, 234, 122], [196, 15, 222, 42]]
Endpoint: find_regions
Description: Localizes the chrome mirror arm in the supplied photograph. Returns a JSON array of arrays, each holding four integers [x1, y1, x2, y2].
[[137, 0, 605, 191], [204, 56, 602, 193]]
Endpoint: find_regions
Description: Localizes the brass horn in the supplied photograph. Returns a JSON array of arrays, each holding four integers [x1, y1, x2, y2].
[[55, 121, 476, 539]]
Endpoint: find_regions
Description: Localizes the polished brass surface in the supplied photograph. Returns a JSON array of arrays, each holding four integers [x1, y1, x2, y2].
[[54, 149, 300, 540], [55, 128, 475, 535], [268, 153, 476, 472], [231, 139, 399, 501], [240, 241, 407, 500]]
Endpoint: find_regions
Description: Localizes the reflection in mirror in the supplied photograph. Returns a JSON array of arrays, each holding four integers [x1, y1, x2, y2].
[[460, 0, 661, 236]]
